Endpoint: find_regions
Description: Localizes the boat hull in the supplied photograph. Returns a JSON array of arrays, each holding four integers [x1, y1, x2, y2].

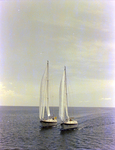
[[61, 121, 78, 130], [40, 119, 57, 127]]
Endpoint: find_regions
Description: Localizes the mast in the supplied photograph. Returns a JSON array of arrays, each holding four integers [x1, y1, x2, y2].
[[64, 66, 67, 106], [46, 60, 50, 118], [64, 66, 69, 120], [47, 60, 49, 107]]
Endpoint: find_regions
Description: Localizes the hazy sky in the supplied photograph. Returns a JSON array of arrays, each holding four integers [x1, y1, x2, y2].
[[0, 0, 115, 107]]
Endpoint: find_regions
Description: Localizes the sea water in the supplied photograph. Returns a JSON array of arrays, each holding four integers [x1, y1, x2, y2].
[[0, 106, 115, 150]]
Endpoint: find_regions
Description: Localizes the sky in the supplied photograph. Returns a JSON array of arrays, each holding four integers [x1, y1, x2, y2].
[[0, 0, 115, 107]]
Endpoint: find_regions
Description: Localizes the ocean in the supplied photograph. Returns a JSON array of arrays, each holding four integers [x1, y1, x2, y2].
[[0, 106, 115, 150]]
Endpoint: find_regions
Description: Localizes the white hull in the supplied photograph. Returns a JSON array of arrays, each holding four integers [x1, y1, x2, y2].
[[61, 121, 78, 130], [40, 119, 57, 127]]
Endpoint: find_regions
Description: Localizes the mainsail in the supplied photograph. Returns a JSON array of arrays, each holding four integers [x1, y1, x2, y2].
[[59, 66, 69, 121], [39, 61, 50, 120]]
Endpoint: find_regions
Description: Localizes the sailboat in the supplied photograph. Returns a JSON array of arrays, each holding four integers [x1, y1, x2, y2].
[[39, 61, 57, 127], [59, 66, 78, 130]]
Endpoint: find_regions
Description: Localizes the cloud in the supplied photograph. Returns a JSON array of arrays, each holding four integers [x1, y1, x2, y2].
[[100, 98, 112, 101], [1, 0, 114, 82], [0, 1, 114, 107], [0, 82, 6, 90], [0, 82, 39, 106], [0, 82, 15, 97]]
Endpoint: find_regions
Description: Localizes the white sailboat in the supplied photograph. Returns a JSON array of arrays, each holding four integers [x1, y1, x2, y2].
[[59, 66, 78, 130], [39, 61, 57, 127]]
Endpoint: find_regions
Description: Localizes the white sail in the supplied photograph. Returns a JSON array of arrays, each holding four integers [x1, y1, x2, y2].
[[39, 68, 46, 120], [39, 61, 50, 120], [59, 66, 69, 121]]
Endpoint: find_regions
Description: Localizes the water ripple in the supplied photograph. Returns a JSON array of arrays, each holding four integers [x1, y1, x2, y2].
[[0, 107, 115, 150]]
